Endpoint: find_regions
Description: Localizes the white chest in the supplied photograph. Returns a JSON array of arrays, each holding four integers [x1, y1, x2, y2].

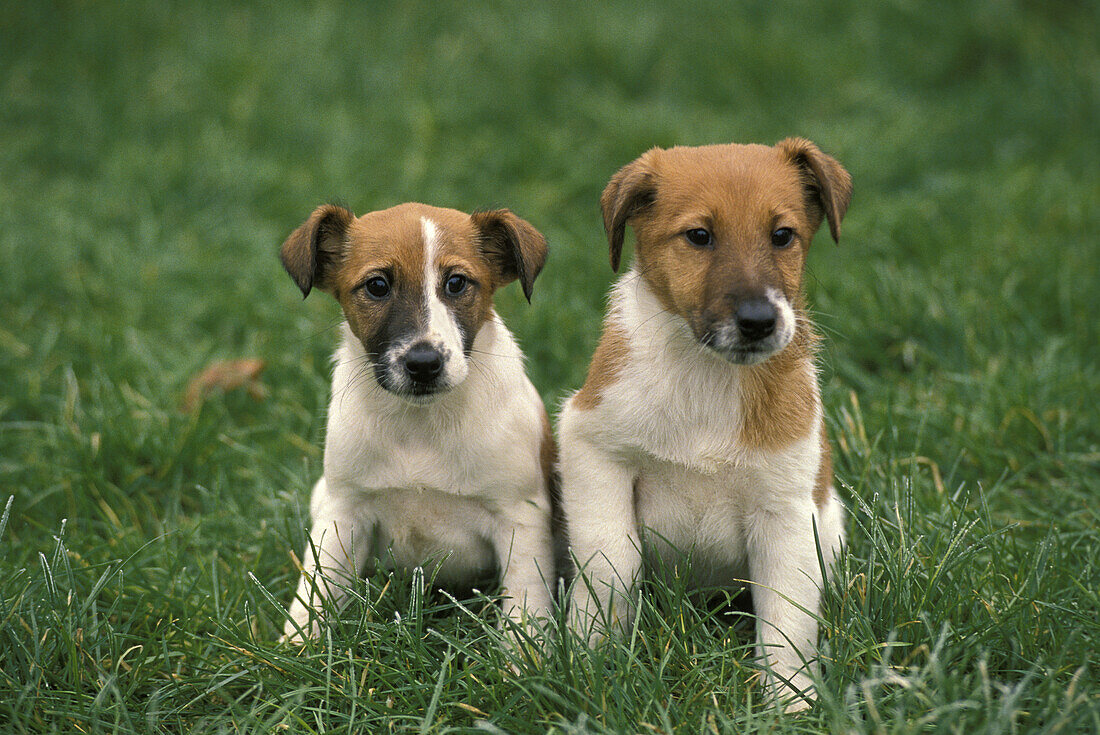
[[631, 424, 820, 585], [357, 486, 499, 583], [322, 320, 545, 500]]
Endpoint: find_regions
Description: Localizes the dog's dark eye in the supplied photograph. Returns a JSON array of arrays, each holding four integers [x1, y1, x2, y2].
[[771, 228, 795, 249], [685, 228, 712, 247], [363, 276, 390, 299], [444, 274, 468, 296]]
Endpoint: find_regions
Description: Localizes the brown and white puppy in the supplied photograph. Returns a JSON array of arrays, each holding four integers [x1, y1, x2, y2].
[[559, 139, 851, 709], [280, 202, 557, 641]]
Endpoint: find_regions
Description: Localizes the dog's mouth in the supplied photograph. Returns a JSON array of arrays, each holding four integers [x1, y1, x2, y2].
[[394, 387, 448, 405], [398, 382, 447, 397], [373, 371, 454, 401], [717, 345, 775, 365], [702, 341, 777, 365], [692, 291, 797, 365], [696, 327, 788, 366], [371, 356, 461, 402]]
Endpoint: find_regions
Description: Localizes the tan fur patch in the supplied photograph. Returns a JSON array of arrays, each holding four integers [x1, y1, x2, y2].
[[738, 350, 818, 450], [539, 408, 556, 480], [572, 320, 630, 411], [813, 418, 832, 509]]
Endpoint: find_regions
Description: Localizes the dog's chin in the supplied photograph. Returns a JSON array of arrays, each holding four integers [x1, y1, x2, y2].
[[710, 345, 776, 365], [396, 390, 446, 406], [373, 374, 457, 405], [381, 382, 455, 405], [698, 334, 790, 366]]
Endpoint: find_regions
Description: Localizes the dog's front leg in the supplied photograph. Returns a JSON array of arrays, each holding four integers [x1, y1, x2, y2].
[[283, 477, 372, 642], [746, 504, 824, 711], [559, 429, 640, 645], [493, 501, 556, 636]]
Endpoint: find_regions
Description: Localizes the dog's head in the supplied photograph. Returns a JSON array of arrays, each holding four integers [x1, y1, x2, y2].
[[281, 203, 547, 401], [601, 138, 851, 365]]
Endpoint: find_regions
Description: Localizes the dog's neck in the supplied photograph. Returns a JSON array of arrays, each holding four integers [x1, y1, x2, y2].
[[610, 265, 709, 363], [611, 264, 819, 453]]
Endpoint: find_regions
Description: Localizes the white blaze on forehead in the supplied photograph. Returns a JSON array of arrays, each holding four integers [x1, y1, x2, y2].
[[420, 217, 466, 369]]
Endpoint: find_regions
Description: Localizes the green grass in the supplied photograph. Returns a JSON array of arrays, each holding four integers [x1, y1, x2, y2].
[[2, 0, 1098, 732]]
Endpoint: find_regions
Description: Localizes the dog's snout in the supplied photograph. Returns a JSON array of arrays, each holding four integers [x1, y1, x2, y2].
[[403, 343, 444, 383], [735, 299, 777, 342]]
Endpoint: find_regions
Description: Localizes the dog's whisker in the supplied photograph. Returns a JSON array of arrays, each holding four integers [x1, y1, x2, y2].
[[466, 348, 526, 360]]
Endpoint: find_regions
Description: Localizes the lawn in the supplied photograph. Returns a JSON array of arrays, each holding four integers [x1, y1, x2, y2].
[[2, 0, 1098, 732]]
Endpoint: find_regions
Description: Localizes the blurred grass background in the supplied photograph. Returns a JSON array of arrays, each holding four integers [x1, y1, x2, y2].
[[1, 1, 1098, 732]]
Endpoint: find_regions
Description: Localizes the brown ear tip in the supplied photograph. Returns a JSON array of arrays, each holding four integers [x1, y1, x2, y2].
[[318, 202, 355, 219], [779, 135, 815, 148], [287, 267, 313, 297]]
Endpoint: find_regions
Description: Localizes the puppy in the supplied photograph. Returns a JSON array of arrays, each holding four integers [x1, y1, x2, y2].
[[280, 202, 558, 642], [559, 139, 851, 709]]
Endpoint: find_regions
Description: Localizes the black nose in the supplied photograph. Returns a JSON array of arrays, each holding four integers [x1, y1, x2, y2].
[[403, 344, 444, 383], [736, 299, 777, 342]]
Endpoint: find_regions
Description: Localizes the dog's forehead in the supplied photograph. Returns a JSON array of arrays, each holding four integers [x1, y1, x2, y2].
[[349, 204, 477, 250], [342, 204, 481, 276], [654, 144, 805, 216]]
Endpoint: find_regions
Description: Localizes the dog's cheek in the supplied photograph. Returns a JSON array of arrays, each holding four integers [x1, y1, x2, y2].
[[364, 300, 418, 389], [664, 247, 715, 319], [339, 297, 371, 348], [451, 290, 492, 356], [346, 298, 403, 362], [774, 248, 806, 304]]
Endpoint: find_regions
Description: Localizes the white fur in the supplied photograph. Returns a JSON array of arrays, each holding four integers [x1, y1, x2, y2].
[[285, 314, 555, 641], [374, 217, 470, 396], [767, 286, 797, 353], [419, 217, 468, 387], [560, 268, 845, 708]]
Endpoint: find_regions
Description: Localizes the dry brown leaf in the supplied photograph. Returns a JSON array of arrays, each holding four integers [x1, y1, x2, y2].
[[181, 358, 267, 412]]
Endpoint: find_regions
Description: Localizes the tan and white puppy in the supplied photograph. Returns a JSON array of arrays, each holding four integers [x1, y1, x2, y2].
[[559, 139, 851, 709], [280, 202, 557, 642]]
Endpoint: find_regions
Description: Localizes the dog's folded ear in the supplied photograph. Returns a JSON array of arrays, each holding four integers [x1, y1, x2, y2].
[[777, 138, 852, 243], [472, 209, 548, 302], [600, 150, 658, 272], [280, 204, 355, 298]]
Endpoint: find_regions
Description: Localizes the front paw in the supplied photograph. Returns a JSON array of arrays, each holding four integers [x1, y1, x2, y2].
[[771, 669, 816, 713], [280, 607, 322, 644], [782, 694, 814, 714], [568, 588, 634, 647]]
